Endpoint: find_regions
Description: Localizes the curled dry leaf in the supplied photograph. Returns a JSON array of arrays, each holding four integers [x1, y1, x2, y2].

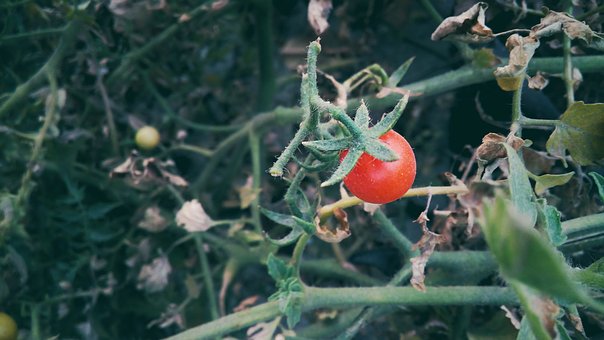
[[110, 151, 188, 188], [494, 34, 540, 91], [528, 72, 549, 90], [308, 0, 332, 35], [501, 306, 521, 330], [410, 211, 446, 292], [314, 208, 351, 243], [237, 176, 261, 209], [431, 2, 493, 43], [476, 133, 524, 162], [175, 199, 214, 232], [137, 255, 172, 293], [138, 205, 168, 233], [233, 295, 260, 313], [532, 9, 595, 42]]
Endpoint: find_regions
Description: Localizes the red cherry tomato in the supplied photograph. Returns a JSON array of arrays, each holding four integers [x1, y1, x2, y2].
[[340, 130, 416, 204]]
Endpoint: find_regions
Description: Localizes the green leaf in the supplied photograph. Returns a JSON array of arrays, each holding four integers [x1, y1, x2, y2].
[[546, 102, 604, 165], [260, 207, 297, 229], [321, 147, 363, 187], [532, 172, 575, 195], [364, 138, 398, 162], [302, 137, 352, 152], [481, 196, 594, 305], [503, 143, 538, 227], [267, 228, 304, 247], [387, 57, 415, 87], [589, 172, 604, 202], [536, 199, 566, 247], [368, 94, 409, 137], [266, 253, 293, 282], [354, 101, 370, 128]]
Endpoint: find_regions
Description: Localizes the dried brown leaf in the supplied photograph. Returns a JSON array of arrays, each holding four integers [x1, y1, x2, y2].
[[501, 306, 521, 330], [431, 2, 494, 43], [494, 34, 540, 91], [315, 208, 351, 243], [528, 72, 550, 90], [476, 133, 524, 161], [175, 199, 214, 232], [410, 204, 446, 292], [532, 9, 595, 42], [308, 0, 332, 35], [233, 295, 260, 313], [237, 176, 261, 209], [137, 255, 172, 293], [138, 205, 168, 233]]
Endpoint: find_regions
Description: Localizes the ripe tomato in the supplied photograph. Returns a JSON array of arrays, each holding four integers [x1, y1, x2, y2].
[[340, 130, 416, 204], [0, 312, 17, 340], [135, 126, 161, 150]]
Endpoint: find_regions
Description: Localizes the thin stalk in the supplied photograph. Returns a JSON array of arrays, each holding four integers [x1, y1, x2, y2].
[[166, 286, 517, 340], [0, 26, 66, 43], [97, 72, 119, 155], [194, 233, 220, 321], [168, 144, 214, 157], [518, 116, 559, 128], [249, 131, 263, 234], [0, 19, 81, 118], [563, 5, 575, 107], [31, 304, 41, 340], [577, 4, 604, 20], [419, 0, 473, 59], [373, 210, 416, 258], [318, 185, 469, 222], [511, 80, 524, 136], [291, 233, 311, 272]]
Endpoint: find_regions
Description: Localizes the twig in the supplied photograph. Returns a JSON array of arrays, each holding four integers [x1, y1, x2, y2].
[[0, 20, 80, 119], [318, 185, 469, 222]]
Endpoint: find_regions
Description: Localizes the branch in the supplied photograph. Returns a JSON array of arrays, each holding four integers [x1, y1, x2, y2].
[[165, 286, 517, 339], [0, 20, 81, 119]]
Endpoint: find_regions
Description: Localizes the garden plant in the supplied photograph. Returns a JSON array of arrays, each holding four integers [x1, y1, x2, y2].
[[0, 0, 604, 339]]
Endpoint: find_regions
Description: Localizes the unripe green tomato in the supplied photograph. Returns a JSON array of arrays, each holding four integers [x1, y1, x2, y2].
[[135, 126, 160, 150], [0, 312, 17, 340]]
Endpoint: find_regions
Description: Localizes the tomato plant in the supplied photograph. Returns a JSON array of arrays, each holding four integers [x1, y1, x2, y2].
[[340, 130, 416, 204], [135, 126, 160, 150], [0, 312, 17, 340]]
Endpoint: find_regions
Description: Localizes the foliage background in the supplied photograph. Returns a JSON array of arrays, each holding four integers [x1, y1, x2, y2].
[[0, 0, 603, 339]]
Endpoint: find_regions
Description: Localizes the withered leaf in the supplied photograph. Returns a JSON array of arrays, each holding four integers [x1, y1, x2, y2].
[[308, 0, 332, 35], [175, 199, 214, 233], [431, 2, 494, 43], [494, 34, 540, 91], [138, 205, 168, 233], [476, 133, 524, 162], [314, 208, 351, 243], [237, 176, 261, 209], [528, 72, 549, 90], [532, 9, 596, 42], [410, 211, 445, 292], [323, 73, 348, 109]]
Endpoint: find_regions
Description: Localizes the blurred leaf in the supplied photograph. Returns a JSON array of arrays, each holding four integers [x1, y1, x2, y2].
[[481, 196, 597, 306], [467, 310, 518, 340], [546, 102, 604, 165], [175, 200, 214, 233], [532, 172, 574, 195], [307, 0, 332, 35], [536, 199, 566, 247], [532, 9, 598, 43], [589, 172, 604, 202], [266, 253, 293, 283], [503, 143, 537, 227], [267, 227, 304, 247], [86, 202, 121, 219], [387, 57, 415, 87]]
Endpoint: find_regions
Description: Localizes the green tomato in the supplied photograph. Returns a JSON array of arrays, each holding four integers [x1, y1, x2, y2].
[[135, 126, 160, 150], [0, 312, 17, 340]]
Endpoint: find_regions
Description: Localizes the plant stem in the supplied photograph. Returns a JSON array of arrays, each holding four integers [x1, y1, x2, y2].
[[373, 210, 416, 257], [0, 19, 80, 119], [249, 131, 263, 234], [168, 144, 214, 157], [511, 80, 524, 136], [0, 26, 66, 43], [518, 116, 559, 128], [419, 0, 473, 60], [291, 233, 311, 272], [563, 4, 575, 107], [194, 233, 220, 321], [318, 185, 469, 221], [577, 4, 604, 20], [166, 286, 517, 339]]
